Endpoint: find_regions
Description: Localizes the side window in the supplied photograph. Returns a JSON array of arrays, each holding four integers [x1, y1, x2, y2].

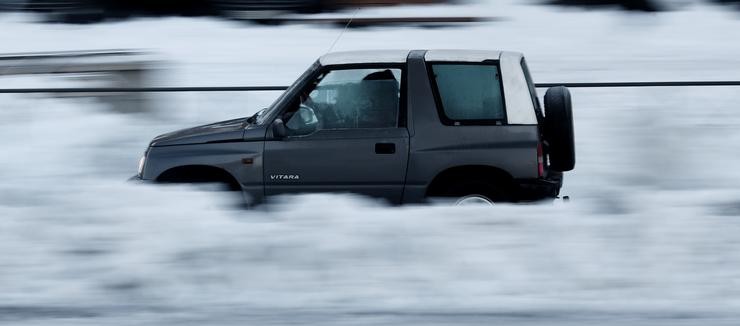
[[284, 67, 402, 135], [429, 63, 506, 125]]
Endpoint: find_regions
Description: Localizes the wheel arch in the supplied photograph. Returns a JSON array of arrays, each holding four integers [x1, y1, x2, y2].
[[425, 165, 515, 197], [156, 164, 241, 191]]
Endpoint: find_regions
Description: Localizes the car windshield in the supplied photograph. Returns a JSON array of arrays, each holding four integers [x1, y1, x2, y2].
[[256, 62, 319, 125]]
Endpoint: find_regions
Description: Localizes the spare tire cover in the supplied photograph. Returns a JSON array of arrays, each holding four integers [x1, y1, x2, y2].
[[544, 86, 575, 171]]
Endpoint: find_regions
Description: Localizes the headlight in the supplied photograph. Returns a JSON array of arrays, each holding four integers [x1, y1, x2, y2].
[[137, 155, 146, 177]]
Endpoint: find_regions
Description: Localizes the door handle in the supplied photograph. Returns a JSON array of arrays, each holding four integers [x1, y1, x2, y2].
[[375, 143, 396, 154]]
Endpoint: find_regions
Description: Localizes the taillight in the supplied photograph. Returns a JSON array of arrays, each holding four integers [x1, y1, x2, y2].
[[537, 142, 544, 178]]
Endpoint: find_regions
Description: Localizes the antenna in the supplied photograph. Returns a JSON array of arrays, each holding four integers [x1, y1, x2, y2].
[[326, 7, 360, 54]]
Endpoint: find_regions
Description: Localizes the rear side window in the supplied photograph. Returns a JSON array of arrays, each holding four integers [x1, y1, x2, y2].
[[429, 63, 506, 125]]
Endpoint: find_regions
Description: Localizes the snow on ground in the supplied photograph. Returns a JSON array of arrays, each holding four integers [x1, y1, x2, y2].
[[2, 0, 740, 325]]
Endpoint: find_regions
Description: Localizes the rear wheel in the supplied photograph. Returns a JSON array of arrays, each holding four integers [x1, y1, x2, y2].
[[434, 179, 512, 207], [455, 195, 495, 206], [426, 167, 517, 205]]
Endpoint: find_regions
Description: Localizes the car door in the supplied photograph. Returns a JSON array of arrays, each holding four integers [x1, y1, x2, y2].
[[263, 66, 410, 204]]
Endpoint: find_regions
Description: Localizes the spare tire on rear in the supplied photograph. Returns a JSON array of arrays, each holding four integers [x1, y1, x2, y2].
[[544, 86, 575, 172]]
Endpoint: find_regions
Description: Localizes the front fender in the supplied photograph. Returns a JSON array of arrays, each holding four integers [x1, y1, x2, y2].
[[142, 141, 264, 200]]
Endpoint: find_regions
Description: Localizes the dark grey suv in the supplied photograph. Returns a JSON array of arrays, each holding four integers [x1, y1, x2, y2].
[[135, 50, 575, 205]]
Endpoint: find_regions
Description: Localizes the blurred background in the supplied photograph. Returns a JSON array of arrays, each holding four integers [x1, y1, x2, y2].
[[3, 0, 740, 325]]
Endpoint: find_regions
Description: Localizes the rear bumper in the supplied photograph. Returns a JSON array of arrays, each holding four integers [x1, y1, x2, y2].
[[516, 171, 563, 201]]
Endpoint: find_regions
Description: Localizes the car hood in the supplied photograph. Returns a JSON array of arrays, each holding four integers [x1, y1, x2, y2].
[[150, 117, 248, 147]]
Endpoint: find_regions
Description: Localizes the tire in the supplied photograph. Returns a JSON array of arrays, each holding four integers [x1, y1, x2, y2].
[[455, 194, 495, 206], [445, 180, 511, 204], [544, 86, 576, 172]]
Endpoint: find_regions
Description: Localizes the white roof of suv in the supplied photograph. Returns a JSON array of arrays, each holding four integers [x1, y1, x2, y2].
[[319, 50, 409, 65], [319, 50, 521, 65]]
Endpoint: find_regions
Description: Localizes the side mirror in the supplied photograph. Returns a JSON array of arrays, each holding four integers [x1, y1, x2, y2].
[[273, 118, 287, 139]]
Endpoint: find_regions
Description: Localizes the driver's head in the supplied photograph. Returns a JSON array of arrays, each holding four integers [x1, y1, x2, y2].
[[362, 69, 398, 84], [357, 70, 399, 128]]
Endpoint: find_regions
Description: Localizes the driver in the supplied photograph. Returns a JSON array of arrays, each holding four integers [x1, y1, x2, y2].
[[357, 69, 399, 128]]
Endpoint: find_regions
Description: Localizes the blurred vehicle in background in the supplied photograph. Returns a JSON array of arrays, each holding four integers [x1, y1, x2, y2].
[[213, 0, 448, 20], [548, 0, 661, 11], [213, 0, 446, 13], [714, 0, 740, 6], [0, 0, 450, 22], [0, 0, 102, 22]]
